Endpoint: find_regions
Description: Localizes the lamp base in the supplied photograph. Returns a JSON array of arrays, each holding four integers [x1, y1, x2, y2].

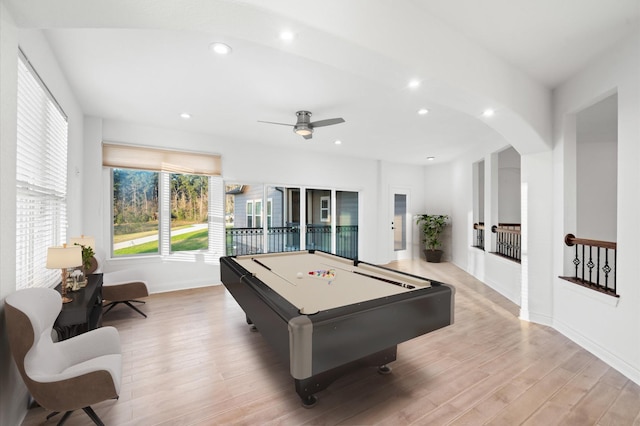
[[61, 296, 73, 303]]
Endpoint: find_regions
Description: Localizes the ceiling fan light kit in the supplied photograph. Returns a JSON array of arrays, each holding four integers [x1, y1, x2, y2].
[[258, 110, 345, 140], [294, 126, 312, 137]]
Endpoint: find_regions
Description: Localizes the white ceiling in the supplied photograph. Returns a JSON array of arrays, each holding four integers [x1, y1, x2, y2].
[[414, 0, 640, 88], [6, 0, 639, 165]]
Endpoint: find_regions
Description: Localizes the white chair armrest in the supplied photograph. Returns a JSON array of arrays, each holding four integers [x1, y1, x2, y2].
[[31, 354, 122, 393], [55, 326, 121, 366]]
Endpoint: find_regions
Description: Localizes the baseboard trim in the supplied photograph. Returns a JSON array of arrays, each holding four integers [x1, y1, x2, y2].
[[553, 317, 640, 386]]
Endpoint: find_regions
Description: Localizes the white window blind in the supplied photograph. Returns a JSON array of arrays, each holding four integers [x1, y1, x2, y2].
[[16, 51, 69, 290]]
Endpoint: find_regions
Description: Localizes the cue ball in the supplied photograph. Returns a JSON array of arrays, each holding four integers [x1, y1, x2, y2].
[[297, 272, 303, 279]]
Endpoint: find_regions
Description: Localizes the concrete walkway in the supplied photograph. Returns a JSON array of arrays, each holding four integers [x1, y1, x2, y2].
[[114, 223, 208, 250]]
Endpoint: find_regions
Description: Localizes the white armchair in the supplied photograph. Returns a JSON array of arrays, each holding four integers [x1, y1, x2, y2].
[[5, 287, 122, 426]]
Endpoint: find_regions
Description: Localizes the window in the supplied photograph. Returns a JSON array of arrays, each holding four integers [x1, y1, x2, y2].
[[15, 51, 69, 289], [103, 143, 221, 257], [111, 170, 216, 256], [255, 200, 263, 228], [320, 196, 330, 222], [170, 174, 209, 252], [246, 201, 253, 228], [244, 198, 268, 228], [112, 169, 159, 256]]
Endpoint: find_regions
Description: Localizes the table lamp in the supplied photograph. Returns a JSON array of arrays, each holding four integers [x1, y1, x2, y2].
[[69, 235, 95, 250], [46, 244, 82, 303]]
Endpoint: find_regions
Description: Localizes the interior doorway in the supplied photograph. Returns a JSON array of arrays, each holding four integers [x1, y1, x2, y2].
[[391, 188, 411, 261]]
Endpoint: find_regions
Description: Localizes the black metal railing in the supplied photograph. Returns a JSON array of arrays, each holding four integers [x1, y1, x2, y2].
[[491, 223, 521, 262], [473, 222, 485, 250], [560, 233, 618, 297], [268, 225, 301, 253], [306, 224, 331, 253], [225, 227, 264, 256], [336, 225, 358, 259], [225, 225, 358, 259]]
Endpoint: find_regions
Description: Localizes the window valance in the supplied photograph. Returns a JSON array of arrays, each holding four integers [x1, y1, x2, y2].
[[102, 142, 222, 176]]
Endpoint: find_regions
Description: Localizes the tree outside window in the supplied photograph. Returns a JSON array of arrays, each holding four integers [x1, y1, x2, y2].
[[170, 174, 209, 252], [112, 169, 159, 256]]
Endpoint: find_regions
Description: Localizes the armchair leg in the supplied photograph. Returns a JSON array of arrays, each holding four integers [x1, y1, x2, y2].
[[55, 411, 72, 425], [123, 301, 147, 318], [46, 411, 59, 420], [82, 406, 105, 426], [48, 408, 104, 426], [103, 301, 147, 318]]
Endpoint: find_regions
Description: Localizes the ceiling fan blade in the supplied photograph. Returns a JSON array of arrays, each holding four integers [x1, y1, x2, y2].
[[303, 133, 313, 140], [257, 120, 294, 127], [309, 117, 345, 128]]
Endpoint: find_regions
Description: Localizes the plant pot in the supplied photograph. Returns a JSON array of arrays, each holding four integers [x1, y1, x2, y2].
[[424, 249, 443, 263]]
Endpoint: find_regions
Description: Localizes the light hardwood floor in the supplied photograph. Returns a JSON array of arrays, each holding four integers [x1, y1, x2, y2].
[[21, 260, 640, 425]]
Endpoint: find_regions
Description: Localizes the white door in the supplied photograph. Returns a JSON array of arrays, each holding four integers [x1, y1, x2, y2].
[[390, 189, 411, 261]]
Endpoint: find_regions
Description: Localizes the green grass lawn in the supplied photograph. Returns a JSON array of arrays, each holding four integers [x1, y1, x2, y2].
[[114, 229, 208, 256]]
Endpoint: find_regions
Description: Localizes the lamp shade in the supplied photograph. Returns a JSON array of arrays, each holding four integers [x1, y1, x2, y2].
[[69, 235, 95, 250], [46, 245, 82, 269]]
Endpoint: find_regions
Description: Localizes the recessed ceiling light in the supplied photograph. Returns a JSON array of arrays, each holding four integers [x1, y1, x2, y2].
[[418, 108, 429, 115], [482, 108, 495, 117], [209, 42, 232, 55], [334, 140, 342, 145], [180, 113, 191, 119], [427, 156, 435, 161], [280, 30, 295, 41], [408, 79, 421, 89]]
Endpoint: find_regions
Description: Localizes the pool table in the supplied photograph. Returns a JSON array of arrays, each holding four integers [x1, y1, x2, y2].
[[220, 250, 455, 406]]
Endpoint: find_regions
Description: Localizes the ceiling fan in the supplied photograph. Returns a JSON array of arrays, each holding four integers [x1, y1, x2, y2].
[[258, 111, 345, 140]]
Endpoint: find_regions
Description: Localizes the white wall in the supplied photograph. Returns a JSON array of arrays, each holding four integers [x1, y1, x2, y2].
[[447, 138, 528, 307], [576, 94, 618, 242], [553, 29, 640, 384], [82, 119, 424, 292], [375, 160, 427, 263], [0, 5, 21, 426], [498, 146, 521, 224], [0, 25, 85, 426], [439, 28, 640, 388], [421, 163, 454, 260]]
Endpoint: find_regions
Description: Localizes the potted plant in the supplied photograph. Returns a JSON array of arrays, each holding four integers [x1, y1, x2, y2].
[[416, 214, 449, 263], [73, 243, 96, 278]]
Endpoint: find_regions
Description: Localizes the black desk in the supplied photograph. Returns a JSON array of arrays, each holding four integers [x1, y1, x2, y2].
[[54, 273, 103, 340]]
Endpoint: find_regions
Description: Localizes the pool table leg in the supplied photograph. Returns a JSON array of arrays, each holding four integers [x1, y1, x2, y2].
[[378, 364, 392, 375], [301, 394, 318, 408], [294, 346, 397, 407], [246, 315, 258, 332]]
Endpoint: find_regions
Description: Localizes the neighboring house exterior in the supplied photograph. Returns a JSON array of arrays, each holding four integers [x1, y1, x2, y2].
[[227, 186, 358, 257]]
